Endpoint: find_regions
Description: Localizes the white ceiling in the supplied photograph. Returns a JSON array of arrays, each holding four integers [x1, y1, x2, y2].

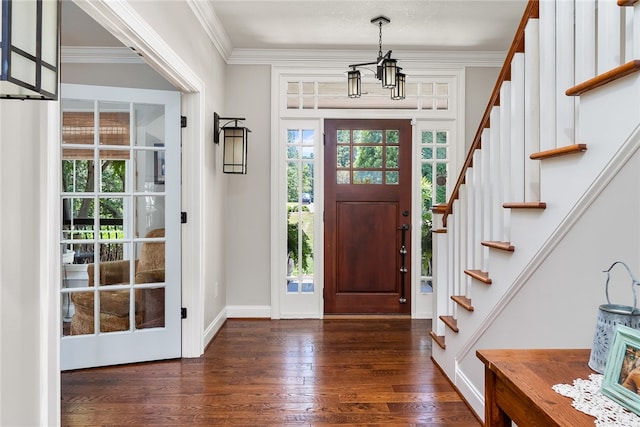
[[208, 0, 528, 53], [62, 0, 528, 57]]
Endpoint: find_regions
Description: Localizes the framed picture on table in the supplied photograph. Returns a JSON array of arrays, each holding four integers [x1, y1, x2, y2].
[[602, 324, 640, 415]]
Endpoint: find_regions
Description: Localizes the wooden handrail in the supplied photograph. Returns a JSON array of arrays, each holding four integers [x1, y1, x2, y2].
[[442, 0, 539, 227], [529, 143, 587, 160]]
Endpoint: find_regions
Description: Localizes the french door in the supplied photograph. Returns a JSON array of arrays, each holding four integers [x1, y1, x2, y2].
[[324, 119, 412, 314], [60, 84, 181, 370]]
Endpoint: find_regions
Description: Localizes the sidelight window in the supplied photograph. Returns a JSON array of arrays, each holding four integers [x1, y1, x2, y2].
[[420, 128, 450, 293], [286, 128, 315, 293]]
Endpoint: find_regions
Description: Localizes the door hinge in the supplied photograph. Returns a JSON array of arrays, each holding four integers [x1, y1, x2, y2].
[[181, 116, 187, 128], [181, 307, 187, 319], [181, 212, 187, 223]]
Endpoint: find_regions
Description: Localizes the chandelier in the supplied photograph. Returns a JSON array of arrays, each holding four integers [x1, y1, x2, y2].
[[347, 16, 405, 100]]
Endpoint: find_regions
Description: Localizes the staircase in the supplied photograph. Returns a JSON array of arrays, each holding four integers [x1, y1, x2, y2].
[[430, 0, 640, 419]]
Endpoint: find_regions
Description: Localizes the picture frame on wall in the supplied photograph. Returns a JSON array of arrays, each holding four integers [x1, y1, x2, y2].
[[602, 324, 640, 415], [154, 143, 165, 185]]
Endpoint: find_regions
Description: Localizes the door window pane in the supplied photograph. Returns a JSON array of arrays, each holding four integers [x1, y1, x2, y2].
[[386, 146, 399, 168], [386, 171, 399, 185], [386, 130, 399, 144], [98, 104, 129, 146], [353, 171, 382, 184], [134, 195, 165, 237], [136, 287, 165, 329], [62, 158, 95, 192], [67, 291, 94, 336], [337, 146, 350, 168], [100, 157, 126, 193], [337, 130, 350, 143], [99, 289, 131, 332], [353, 146, 383, 168], [353, 130, 382, 144]]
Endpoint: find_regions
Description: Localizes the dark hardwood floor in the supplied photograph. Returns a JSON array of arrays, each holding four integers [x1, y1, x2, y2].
[[61, 319, 480, 426]]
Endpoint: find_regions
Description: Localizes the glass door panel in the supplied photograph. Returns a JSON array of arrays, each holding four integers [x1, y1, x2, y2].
[[60, 84, 180, 369]]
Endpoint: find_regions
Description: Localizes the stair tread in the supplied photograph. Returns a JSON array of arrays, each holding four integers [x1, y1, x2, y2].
[[481, 241, 515, 252], [429, 331, 446, 349], [464, 269, 493, 284], [439, 315, 459, 333], [503, 201, 547, 209], [432, 204, 448, 214], [566, 60, 640, 96], [530, 144, 587, 160], [433, 228, 447, 234], [451, 295, 474, 312], [618, 0, 639, 7]]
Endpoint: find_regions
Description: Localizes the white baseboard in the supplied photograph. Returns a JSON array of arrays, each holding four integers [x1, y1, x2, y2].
[[202, 307, 228, 348], [226, 305, 272, 318], [413, 310, 433, 319], [455, 363, 485, 422]]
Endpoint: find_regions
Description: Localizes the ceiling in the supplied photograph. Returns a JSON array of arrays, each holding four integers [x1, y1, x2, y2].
[[209, 0, 527, 53], [62, 0, 528, 57]]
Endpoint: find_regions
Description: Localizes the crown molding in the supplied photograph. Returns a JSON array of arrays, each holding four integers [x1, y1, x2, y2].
[[227, 49, 506, 67], [61, 46, 145, 64], [186, 0, 233, 62]]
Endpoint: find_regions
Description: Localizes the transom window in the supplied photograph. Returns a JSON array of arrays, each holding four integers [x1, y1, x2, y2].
[[285, 78, 452, 111]]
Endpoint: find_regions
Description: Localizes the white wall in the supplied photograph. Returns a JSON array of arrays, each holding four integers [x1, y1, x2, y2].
[[62, 63, 175, 90], [0, 0, 232, 424], [217, 64, 498, 314], [465, 67, 500, 151], [459, 148, 640, 415], [122, 0, 229, 338], [0, 102, 49, 426], [224, 65, 272, 312]]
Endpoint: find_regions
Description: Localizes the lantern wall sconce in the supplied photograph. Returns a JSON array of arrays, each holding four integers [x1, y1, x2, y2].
[[346, 16, 405, 100], [214, 112, 252, 174], [1, 0, 60, 100]]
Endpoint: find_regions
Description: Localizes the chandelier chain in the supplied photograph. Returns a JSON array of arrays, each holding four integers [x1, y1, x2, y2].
[[378, 22, 383, 58]]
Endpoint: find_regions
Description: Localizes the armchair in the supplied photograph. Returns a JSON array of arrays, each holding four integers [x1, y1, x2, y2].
[[70, 228, 165, 335]]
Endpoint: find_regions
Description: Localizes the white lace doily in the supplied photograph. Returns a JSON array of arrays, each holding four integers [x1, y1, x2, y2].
[[553, 374, 640, 427]]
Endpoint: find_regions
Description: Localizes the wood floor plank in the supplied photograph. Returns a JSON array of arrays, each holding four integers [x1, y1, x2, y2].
[[61, 319, 480, 426]]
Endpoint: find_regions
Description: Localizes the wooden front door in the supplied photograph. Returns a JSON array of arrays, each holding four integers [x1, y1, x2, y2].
[[324, 119, 412, 314]]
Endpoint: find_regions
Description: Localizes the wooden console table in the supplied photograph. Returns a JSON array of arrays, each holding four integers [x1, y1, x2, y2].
[[477, 349, 596, 426]]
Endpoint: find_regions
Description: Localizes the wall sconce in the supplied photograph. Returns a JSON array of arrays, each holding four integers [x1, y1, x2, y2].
[[0, 0, 60, 100], [214, 112, 251, 174]]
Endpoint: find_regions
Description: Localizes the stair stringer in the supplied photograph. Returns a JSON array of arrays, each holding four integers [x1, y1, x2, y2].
[[458, 125, 640, 419]]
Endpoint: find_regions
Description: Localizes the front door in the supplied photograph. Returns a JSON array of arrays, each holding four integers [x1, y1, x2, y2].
[[324, 119, 412, 314], [60, 84, 181, 370]]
